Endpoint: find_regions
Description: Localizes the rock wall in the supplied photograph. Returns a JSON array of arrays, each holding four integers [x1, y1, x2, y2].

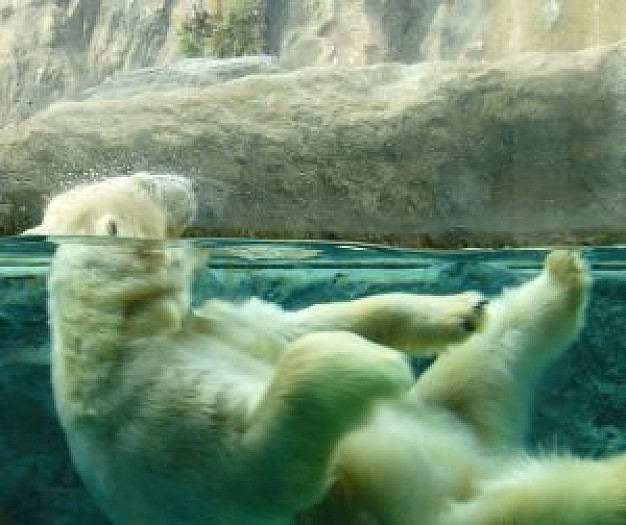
[[1, 43, 625, 244], [4, 1, 626, 125], [0, 0, 186, 125], [268, 0, 450, 67], [484, 0, 626, 58], [0, 1, 625, 242], [270, 0, 626, 66]]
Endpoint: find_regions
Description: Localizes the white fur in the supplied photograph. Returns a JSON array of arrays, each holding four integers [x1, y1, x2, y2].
[[25, 174, 626, 525]]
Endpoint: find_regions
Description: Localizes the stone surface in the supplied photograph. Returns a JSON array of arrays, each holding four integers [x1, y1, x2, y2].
[[269, 0, 626, 66], [1, 43, 625, 245], [4, 1, 626, 126], [0, 0, 189, 126], [483, 0, 626, 58], [76, 55, 283, 101]]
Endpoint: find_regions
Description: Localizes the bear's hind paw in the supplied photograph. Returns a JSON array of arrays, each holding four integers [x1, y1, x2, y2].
[[544, 250, 589, 290]]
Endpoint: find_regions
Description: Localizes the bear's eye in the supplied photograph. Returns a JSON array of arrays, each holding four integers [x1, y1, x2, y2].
[[106, 219, 118, 236]]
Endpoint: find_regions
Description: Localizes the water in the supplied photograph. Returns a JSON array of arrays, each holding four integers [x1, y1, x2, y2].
[[0, 237, 624, 524]]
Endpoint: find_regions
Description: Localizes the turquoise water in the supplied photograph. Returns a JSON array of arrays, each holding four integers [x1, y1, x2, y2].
[[0, 237, 625, 524]]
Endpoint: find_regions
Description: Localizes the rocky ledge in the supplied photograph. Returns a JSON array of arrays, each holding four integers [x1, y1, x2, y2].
[[0, 44, 625, 246]]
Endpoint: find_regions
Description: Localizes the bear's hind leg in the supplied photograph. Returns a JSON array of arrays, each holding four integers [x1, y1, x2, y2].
[[240, 331, 412, 519], [412, 250, 590, 447]]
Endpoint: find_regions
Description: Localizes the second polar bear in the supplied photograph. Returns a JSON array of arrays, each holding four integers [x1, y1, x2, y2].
[[27, 173, 626, 525]]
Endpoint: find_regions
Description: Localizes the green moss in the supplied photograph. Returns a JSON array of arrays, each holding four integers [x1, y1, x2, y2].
[[176, 0, 266, 58]]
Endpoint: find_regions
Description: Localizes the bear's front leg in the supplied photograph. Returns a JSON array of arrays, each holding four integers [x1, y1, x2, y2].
[[240, 331, 412, 519], [291, 292, 488, 356]]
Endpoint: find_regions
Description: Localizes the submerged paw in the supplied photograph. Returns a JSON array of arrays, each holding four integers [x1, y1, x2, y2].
[[454, 292, 488, 334], [461, 296, 489, 332], [424, 292, 489, 350]]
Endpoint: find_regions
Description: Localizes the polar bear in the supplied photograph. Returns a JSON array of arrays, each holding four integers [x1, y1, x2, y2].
[[25, 173, 626, 525]]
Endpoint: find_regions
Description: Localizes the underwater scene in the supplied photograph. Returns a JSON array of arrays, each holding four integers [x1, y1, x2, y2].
[[0, 237, 624, 524]]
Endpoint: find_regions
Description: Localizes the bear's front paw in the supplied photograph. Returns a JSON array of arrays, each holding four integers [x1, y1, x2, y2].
[[544, 250, 589, 290], [455, 292, 489, 333], [421, 292, 488, 348]]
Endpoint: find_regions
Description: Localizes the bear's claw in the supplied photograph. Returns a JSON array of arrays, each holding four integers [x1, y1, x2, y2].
[[459, 294, 488, 333]]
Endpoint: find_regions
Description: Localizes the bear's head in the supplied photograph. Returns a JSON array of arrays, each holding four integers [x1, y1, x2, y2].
[[23, 173, 197, 239]]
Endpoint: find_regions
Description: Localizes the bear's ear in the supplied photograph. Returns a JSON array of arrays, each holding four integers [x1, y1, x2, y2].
[[22, 225, 45, 235], [131, 172, 197, 235]]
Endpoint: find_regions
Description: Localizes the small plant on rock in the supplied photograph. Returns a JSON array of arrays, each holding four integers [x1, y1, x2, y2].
[[176, 0, 266, 58]]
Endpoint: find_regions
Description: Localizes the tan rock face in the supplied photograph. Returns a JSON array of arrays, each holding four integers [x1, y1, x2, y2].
[[3, 1, 626, 124], [270, 0, 440, 67], [271, 0, 386, 67], [272, 0, 626, 66], [0, 0, 182, 125], [1, 1, 626, 244], [484, 0, 626, 58]]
